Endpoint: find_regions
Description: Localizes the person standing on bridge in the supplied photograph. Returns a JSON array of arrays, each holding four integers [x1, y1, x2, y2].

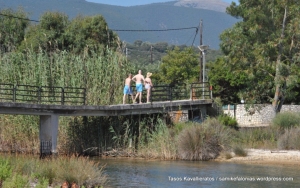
[[123, 74, 134, 104], [132, 70, 145, 104], [145, 72, 153, 103]]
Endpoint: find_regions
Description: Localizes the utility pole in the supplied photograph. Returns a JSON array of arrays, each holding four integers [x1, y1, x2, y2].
[[199, 19, 203, 83]]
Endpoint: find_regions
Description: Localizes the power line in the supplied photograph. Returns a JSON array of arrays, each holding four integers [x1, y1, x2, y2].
[[0, 12, 200, 46], [191, 27, 199, 46], [111, 27, 198, 32], [0, 13, 39, 22]]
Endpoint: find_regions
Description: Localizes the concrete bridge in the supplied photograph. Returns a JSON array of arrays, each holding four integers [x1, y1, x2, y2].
[[0, 83, 213, 156]]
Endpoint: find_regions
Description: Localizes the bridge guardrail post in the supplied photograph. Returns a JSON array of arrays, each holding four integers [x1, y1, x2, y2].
[[38, 86, 41, 104], [82, 88, 86, 105], [170, 85, 173, 101], [13, 85, 16, 102], [190, 83, 193, 101], [61, 87, 64, 105]]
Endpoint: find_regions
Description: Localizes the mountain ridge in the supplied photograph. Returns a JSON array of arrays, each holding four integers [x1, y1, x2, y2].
[[0, 0, 238, 49]]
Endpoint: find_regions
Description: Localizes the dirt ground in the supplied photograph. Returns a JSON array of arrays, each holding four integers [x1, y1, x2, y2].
[[216, 149, 300, 166]]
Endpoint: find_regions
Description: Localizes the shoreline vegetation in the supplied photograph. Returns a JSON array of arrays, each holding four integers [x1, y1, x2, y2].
[[1, 104, 300, 187]]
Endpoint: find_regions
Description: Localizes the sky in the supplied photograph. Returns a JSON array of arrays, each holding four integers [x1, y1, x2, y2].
[[85, 0, 239, 7]]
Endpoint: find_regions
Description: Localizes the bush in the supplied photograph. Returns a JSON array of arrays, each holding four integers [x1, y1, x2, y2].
[[0, 159, 12, 185], [235, 127, 279, 149], [233, 146, 247, 157], [272, 112, 300, 129], [277, 127, 300, 150], [218, 114, 238, 130], [177, 118, 231, 161], [0, 155, 107, 187], [138, 119, 177, 159], [2, 173, 29, 188]]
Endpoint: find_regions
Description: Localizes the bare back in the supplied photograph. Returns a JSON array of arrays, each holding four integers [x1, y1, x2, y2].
[[124, 77, 132, 86], [145, 77, 152, 85], [132, 74, 145, 84]]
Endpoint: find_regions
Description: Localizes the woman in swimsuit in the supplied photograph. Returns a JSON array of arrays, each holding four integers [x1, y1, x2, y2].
[[145, 72, 153, 103]]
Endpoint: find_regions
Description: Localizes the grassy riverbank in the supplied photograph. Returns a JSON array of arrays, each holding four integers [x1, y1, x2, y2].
[[1, 113, 300, 186], [0, 154, 106, 187]]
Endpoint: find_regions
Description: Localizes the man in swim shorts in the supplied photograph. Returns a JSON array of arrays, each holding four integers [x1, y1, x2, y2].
[[132, 70, 145, 103], [123, 74, 134, 104]]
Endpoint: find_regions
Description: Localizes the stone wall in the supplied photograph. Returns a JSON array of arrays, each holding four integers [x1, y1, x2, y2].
[[223, 104, 300, 127], [168, 110, 189, 123], [168, 106, 207, 123]]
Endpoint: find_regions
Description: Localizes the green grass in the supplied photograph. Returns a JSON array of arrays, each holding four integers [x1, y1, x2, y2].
[[0, 154, 107, 187]]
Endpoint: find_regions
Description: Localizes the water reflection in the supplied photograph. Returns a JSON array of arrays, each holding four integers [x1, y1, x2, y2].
[[97, 158, 299, 188]]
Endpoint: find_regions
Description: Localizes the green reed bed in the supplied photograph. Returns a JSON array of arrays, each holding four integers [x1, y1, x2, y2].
[[138, 119, 178, 159], [0, 154, 107, 187], [0, 48, 133, 154], [0, 49, 132, 105]]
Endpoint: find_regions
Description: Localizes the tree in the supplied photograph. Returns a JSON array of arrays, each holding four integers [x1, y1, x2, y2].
[[65, 15, 119, 53], [156, 47, 199, 84], [19, 11, 69, 53], [217, 0, 300, 112], [19, 12, 119, 54], [0, 8, 29, 52], [207, 58, 248, 104]]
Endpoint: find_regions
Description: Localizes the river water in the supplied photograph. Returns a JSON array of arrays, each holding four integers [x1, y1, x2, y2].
[[98, 158, 299, 188]]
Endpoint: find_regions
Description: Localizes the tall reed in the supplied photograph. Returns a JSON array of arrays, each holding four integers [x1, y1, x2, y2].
[[138, 119, 177, 159], [0, 48, 133, 154], [0, 48, 133, 105]]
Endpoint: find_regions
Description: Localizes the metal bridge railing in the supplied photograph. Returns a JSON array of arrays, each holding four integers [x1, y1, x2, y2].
[[0, 83, 86, 105], [190, 82, 212, 100], [150, 82, 211, 102]]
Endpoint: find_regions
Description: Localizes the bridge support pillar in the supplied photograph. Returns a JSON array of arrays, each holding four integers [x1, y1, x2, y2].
[[39, 115, 59, 156]]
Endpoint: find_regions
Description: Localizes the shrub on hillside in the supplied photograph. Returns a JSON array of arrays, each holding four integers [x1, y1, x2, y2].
[[177, 118, 231, 161], [218, 114, 238, 130], [278, 127, 300, 150], [272, 112, 300, 129]]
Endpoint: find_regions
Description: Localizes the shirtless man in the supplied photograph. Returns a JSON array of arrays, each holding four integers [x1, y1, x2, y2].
[[123, 74, 134, 104], [132, 70, 145, 103]]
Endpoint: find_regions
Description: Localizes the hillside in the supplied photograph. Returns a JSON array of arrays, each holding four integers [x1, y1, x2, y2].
[[174, 0, 230, 12], [0, 0, 239, 49]]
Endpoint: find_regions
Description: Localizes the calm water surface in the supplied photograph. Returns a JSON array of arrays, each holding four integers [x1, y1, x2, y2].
[[97, 158, 299, 188]]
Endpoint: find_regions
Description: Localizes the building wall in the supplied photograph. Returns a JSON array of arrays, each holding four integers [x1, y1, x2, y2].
[[223, 104, 300, 127]]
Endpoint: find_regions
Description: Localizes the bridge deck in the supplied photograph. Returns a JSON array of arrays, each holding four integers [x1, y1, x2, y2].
[[0, 99, 212, 116]]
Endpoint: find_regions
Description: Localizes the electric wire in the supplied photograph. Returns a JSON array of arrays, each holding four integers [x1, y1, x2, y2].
[[0, 12, 200, 46], [111, 27, 198, 32], [0, 13, 39, 22]]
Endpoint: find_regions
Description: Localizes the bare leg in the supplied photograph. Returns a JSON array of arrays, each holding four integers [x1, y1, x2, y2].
[[146, 89, 150, 103], [134, 93, 139, 103], [123, 94, 126, 104], [138, 92, 142, 103], [131, 95, 134, 103]]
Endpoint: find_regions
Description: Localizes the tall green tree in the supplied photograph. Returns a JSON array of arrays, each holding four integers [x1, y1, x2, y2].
[[19, 12, 119, 54], [156, 47, 199, 84], [19, 11, 69, 53], [217, 0, 300, 112], [0, 8, 29, 52], [65, 15, 119, 53]]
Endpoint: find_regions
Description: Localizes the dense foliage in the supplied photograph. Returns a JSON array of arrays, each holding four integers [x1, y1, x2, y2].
[[18, 12, 118, 54], [209, 0, 300, 110], [0, 9, 29, 52], [155, 47, 199, 84]]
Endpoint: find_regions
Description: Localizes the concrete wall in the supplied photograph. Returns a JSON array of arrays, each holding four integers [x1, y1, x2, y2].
[[223, 104, 300, 127]]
